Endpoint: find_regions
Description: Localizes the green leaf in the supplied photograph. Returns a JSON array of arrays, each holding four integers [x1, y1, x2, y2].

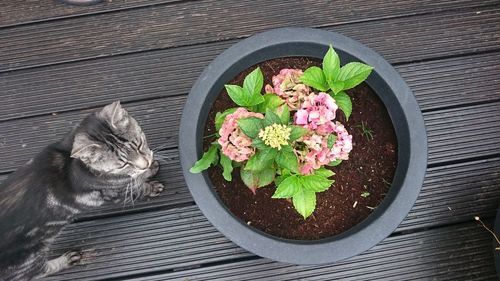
[[252, 138, 269, 150], [333, 91, 352, 120], [275, 146, 299, 174], [289, 126, 309, 141], [327, 134, 337, 149], [337, 62, 373, 90], [225, 84, 264, 107], [274, 169, 291, 186], [244, 148, 278, 171], [215, 108, 237, 132], [272, 175, 300, 198], [264, 109, 282, 125], [327, 159, 343, 166], [292, 188, 316, 219], [300, 66, 329, 92], [254, 94, 284, 113], [243, 67, 264, 97], [241, 168, 275, 193], [237, 117, 264, 138], [220, 152, 233, 181], [361, 191, 370, 198], [329, 81, 345, 94], [301, 174, 333, 192], [323, 45, 341, 84], [314, 167, 335, 178], [189, 145, 219, 173], [274, 105, 290, 124]]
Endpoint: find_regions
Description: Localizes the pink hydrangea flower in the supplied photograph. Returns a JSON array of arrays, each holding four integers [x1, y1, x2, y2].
[[264, 68, 310, 110], [218, 108, 264, 162], [296, 122, 353, 174], [294, 92, 338, 135]]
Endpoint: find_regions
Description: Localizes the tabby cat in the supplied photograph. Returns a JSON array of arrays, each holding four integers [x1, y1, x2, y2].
[[0, 101, 164, 280]]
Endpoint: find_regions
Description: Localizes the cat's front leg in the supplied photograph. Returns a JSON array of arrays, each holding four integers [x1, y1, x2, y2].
[[38, 251, 82, 278], [144, 160, 160, 179], [142, 160, 164, 197]]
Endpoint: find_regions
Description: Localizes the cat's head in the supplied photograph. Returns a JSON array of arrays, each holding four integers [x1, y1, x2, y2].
[[70, 101, 153, 178]]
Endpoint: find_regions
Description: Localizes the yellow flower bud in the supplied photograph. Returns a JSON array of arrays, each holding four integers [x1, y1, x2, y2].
[[258, 124, 291, 150]]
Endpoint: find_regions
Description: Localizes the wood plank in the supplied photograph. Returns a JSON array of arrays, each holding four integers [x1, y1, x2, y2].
[[0, 1, 498, 71], [1, 97, 499, 174], [0, 0, 182, 28], [2, 0, 492, 28], [2, 43, 499, 122], [40, 215, 495, 280]]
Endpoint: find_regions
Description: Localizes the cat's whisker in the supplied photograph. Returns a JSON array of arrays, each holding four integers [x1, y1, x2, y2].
[[154, 153, 174, 163], [152, 144, 170, 152]]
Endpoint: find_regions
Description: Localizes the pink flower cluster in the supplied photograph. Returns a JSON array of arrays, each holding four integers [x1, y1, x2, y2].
[[292, 92, 353, 174], [294, 92, 338, 135], [296, 122, 353, 174], [264, 68, 310, 110], [218, 108, 264, 162]]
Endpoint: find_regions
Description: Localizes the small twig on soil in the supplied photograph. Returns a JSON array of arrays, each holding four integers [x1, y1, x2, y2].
[[474, 216, 500, 250], [203, 133, 217, 139], [382, 178, 392, 186]]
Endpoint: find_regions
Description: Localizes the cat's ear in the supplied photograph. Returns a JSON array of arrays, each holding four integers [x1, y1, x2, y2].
[[99, 101, 129, 130], [71, 134, 101, 159]]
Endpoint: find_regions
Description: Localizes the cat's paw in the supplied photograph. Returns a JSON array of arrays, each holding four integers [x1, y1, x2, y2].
[[147, 160, 160, 178], [144, 180, 164, 197], [44, 251, 82, 276], [63, 251, 82, 265]]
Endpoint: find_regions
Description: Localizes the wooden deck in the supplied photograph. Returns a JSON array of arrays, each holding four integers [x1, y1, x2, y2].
[[1, 1, 500, 280]]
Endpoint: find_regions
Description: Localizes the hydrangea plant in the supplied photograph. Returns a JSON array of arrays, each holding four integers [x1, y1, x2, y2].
[[190, 45, 373, 219]]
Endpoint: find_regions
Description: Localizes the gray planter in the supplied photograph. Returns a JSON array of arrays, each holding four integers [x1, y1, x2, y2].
[[179, 27, 427, 264]]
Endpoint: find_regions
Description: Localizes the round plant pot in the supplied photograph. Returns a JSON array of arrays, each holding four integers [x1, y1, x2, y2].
[[179, 27, 427, 264]]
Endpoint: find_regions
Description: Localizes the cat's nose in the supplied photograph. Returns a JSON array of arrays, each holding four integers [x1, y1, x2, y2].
[[133, 156, 150, 170]]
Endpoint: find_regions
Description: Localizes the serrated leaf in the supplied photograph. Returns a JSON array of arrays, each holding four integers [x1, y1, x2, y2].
[[289, 126, 309, 141], [327, 159, 343, 166], [225, 84, 264, 107], [215, 108, 237, 132], [272, 175, 300, 198], [254, 94, 284, 113], [275, 104, 290, 124], [292, 188, 316, 219], [314, 167, 335, 178], [237, 117, 264, 138], [327, 134, 337, 149], [323, 45, 341, 84], [300, 66, 329, 92], [337, 62, 373, 90], [264, 109, 282, 125], [301, 174, 333, 192], [220, 152, 233, 181], [244, 148, 278, 171], [241, 168, 275, 193], [274, 169, 291, 186], [243, 67, 264, 97], [275, 146, 299, 174], [329, 81, 345, 94], [333, 91, 352, 120], [252, 138, 269, 150], [189, 144, 219, 173]]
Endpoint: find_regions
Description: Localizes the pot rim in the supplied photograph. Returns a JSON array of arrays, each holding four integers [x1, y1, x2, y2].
[[179, 27, 427, 264]]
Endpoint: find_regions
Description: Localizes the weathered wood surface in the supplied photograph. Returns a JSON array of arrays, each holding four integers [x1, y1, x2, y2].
[[0, 0, 498, 280]]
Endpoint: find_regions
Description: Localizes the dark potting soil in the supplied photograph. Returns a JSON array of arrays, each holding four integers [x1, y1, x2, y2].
[[203, 57, 397, 240]]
